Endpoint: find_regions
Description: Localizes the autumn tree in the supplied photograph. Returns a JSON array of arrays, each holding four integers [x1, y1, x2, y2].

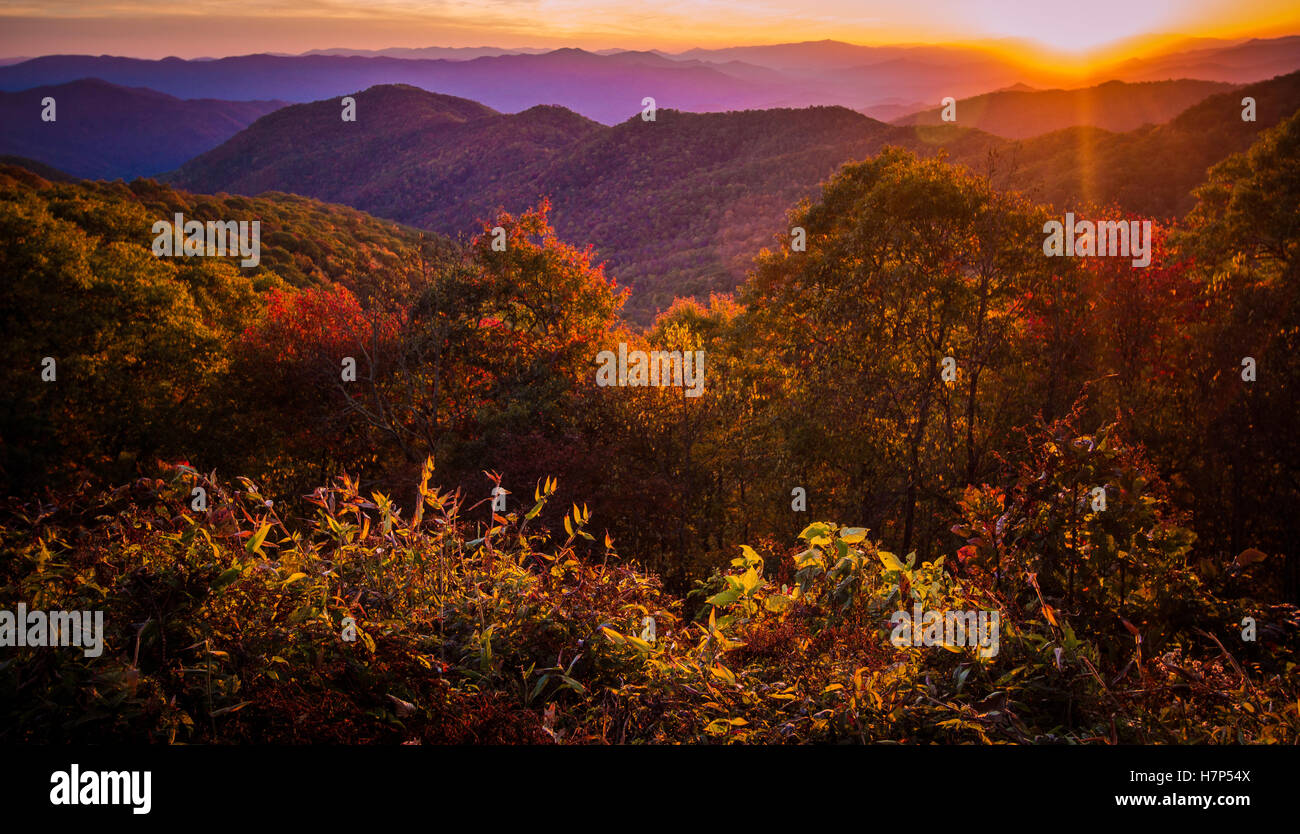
[[1173, 111, 1300, 600], [742, 147, 1064, 560]]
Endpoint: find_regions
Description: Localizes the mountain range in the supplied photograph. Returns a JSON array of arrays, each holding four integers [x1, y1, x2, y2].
[[893, 78, 1236, 137], [167, 70, 1300, 323], [4, 36, 1300, 323], [2, 37, 1298, 126], [0, 79, 284, 179]]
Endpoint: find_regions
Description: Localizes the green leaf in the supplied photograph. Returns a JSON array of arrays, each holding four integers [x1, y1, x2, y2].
[[706, 587, 742, 607], [287, 604, 315, 624], [840, 527, 868, 543], [763, 594, 794, 613], [710, 665, 736, 685], [798, 522, 832, 543], [793, 548, 824, 570], [557, 674, 586, 694], [738, 567, 764, 595], [211, 567, 242, 592], [246, 523, 271, 555], [625, 634, 654, 654]]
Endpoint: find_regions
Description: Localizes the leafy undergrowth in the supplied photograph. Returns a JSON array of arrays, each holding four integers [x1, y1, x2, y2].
[[2, 442, 1298, 744]]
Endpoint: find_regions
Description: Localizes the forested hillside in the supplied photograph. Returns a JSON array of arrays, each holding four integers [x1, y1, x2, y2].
[[0, 164, 426, 490], [894, 78, 1235, 137], [0, 79, 286, 179], [3, 109, 1299, 744], [170, 71, 1300, 322]]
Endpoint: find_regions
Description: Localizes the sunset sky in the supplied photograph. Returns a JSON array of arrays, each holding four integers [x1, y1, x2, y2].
[[1, 0, 1298, 62]]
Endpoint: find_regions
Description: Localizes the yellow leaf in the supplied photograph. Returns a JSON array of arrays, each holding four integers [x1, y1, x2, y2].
[[246, 523, 271, 554], [878, 551, 905, 571], [763, 594, 793, 614]]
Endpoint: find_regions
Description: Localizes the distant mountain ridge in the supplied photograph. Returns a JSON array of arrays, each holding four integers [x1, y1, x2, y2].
[[170, 85, 602, 226], [0, 154, 73, 181], [0, 79, 285, 179], [893, 78, 1237, 138], [0, 51, 782, 125], [998, 71, 1300, 223], [1113, 36, 1300, 83], [169, 71, 1300, 323], [2, 36, 1297, 125], [302, 46, 552, 59]]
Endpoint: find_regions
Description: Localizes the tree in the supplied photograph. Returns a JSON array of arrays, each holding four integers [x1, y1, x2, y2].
[[1173, 111, 1300, 600], [742, 147, 1062, 559]]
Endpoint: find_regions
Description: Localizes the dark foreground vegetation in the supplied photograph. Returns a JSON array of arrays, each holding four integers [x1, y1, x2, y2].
[[2, 445, 1297, 743]]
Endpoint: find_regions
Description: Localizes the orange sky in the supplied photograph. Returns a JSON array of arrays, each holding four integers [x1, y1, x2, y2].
[[1, 0, 1298, 65]]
